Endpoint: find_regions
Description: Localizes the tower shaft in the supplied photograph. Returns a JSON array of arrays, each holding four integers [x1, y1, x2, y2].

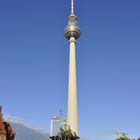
[[65, 0, 80, 136], [68, 37, 78, 135]]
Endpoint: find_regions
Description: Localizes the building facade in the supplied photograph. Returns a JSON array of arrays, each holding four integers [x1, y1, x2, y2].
[[0, 107, 15, 140], [50, 116, 68, 137]]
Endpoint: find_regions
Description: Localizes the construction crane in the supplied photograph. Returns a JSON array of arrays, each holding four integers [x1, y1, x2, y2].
[[111, 131, 128, 138]]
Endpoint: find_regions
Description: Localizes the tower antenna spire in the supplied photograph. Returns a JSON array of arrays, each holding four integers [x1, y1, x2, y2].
[[71, 0, 74, 15], [64, 0, 81, 136]]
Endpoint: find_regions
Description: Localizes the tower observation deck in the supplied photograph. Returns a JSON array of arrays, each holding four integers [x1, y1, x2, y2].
[[50, 1, 81, 139], [64, 0, 80, 136]]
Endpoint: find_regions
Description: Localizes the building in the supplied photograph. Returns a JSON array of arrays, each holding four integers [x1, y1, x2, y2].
[[50, 116, 68, 137], [0, 107, 15, 140], [0, 107, 6, 140], [50, 117, 61, 137]]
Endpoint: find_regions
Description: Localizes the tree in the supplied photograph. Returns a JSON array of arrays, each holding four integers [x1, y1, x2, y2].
[[116, 136, 130, 140], [50, 127, 79, 140]]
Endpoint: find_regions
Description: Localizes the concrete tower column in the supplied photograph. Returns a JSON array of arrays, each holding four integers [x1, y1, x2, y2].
[[68, 37, 78, 135], [64, 0, 81, 136]]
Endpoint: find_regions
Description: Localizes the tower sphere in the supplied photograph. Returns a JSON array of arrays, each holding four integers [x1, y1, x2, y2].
[[64, 15, 81, 40]]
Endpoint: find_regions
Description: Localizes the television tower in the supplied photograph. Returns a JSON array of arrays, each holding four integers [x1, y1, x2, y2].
[[64, 0, 81, 136]]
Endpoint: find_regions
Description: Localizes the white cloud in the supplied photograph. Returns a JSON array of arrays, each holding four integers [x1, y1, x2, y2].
[[4, 115, 48, 134]]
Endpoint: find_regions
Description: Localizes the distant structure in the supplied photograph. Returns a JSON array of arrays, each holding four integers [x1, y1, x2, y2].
[[50, 117, 61, 137], [112, 131, 128, 138], [0, 106, 15, 140], [50, 115, 79, 140], [50, 116, 67, 137], [64, 0, 81, 136]]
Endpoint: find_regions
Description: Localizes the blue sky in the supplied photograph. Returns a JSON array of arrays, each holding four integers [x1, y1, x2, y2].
[[0, 0, 140, 140]]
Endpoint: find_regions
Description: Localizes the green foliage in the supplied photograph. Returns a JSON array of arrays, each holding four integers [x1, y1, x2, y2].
[[116, 136, 130, 140], [50, 128, 79, 140], [59, 127, 79, 140], [115, 136, 140, 140]]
